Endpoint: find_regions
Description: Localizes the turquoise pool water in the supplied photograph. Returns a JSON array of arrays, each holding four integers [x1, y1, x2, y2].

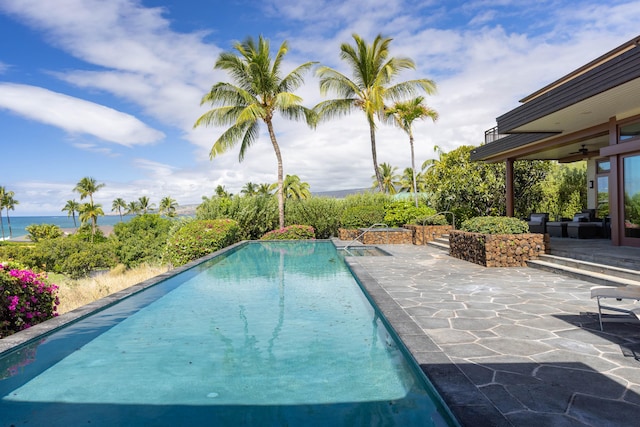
[[0, 241, 456, 426]]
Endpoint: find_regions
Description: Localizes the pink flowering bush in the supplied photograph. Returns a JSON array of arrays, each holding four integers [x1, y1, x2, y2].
[[0, 263, 59, 338], [260, 225, 316, 240]]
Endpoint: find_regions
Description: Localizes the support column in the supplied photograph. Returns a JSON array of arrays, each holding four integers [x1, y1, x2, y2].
[[506, 158, 514, 217]]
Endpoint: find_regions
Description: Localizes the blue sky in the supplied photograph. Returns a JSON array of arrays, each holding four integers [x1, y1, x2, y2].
[[1, 0, 639, 215]]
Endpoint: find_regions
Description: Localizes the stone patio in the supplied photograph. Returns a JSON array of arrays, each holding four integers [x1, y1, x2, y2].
[[345, 244, 640, 427]]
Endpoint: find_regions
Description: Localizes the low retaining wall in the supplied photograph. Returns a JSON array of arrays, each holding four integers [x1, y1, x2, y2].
[[449, 230, 546, 267], [338, 228, 413, 244], [403, 225, 453, 245]]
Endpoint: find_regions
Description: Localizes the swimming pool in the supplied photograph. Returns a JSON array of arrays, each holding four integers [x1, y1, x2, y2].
[[0, 241, 457, 426]]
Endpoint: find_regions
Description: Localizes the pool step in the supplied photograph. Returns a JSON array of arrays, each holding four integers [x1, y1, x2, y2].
[[527, 254, 640, 288]]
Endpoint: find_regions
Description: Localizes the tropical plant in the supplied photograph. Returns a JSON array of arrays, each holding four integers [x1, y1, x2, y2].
[[159, 196, 178, 217], [214, 185, 231, 198], [111, 198, 127, 221], [0, 186, 5, 240], [270, 174, 311, 200], [165, 219, 241, 267], [197, 194, 278, 240], [62, 199, 81, 227], [385, 96, 438, 207], [28, 236, 116, 278], [137, 196, 155, 214], [257, 183, 273, 196], [113, 214, 172, 268], [372, 162, 400, 194], [194, 35, 316, 229], [383, 200, 435, 227], [315, 33, 436, 192], [126, 201, 141, 216], [25, 224, 63, 242], [260, 225, 315, 240], [78, 202, 104, 242], [1, 190, 18, 239], [73, 176, 105, 205], [241, 182, 259, 196], [0, 264, 59, 338], [460, 216, 529, 235], [285, 197, 343, 239]]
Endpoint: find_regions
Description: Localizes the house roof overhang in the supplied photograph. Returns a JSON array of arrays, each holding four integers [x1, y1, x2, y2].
[[472, 35, 640, 163]]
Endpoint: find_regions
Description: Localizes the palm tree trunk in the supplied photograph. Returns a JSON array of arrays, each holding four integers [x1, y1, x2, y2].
[[72, 212, 77, 228], [409, 131, 418, 208], [0, 210, 4, 240], [6, 209, 12, 239], [369, 121, 384, 193], [267, 121, 285, 229]]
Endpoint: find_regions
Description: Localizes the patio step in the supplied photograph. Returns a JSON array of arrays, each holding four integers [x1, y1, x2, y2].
[[527, 254, 640, 287], [427, 235, 450, 252]]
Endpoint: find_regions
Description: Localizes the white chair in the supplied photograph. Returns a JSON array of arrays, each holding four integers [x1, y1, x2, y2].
[[591, 285, 640, 331]]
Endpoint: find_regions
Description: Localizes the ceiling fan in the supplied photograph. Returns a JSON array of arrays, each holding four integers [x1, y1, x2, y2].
[[569, 144, 590, 155]]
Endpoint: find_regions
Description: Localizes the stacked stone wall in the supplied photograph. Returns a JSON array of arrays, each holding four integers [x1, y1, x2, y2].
[[449, 230, 546, 267], [403, 225, 453, 245], [338, 228, 360, 241], [360, 229, 413, 244]]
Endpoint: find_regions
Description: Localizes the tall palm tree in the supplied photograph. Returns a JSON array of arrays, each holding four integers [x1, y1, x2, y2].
[[214, 185, 230, 198], [159, 196, 178, 217], [314, 34, 436, 192], [62, 199, 80, 227], [79, 202, 104, 242], [372, 162, 400, 194], [74, 176, 105, 205], [2, 190, 18, 239], [270, 175, 311, 200], [385, 96, 438, 207], [111, 198, 127, 221], [194, 35, 316, 229], [0, 186, 6, 240], [138, 196, 155, 214], [126, 201, 141, 216]]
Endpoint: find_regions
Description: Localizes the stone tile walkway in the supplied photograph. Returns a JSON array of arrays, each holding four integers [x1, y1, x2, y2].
[[345, 244, 640, 427]]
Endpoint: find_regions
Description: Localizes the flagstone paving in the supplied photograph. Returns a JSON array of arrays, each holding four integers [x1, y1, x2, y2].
[[345, 244, 640, 427]]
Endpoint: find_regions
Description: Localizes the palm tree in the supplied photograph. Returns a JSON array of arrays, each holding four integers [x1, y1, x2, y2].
[[79, 202, 104, 242], [214, 185, 230, 198], [315, 34, 436, 193], [111, 198, 127, 221], [138, 196, 155, 214], [385, 96, 438, 207], [74, 176, 105, 205], [0, 186, 6, 240], [194, 35, 316, 229], [126, 201, 141, 216], [2, 190, 18, 239], [372, 162, 400, 194], [241, 182, 258, 196], [159, 196, 178, 217], [257, 183, 273, 196], [62, 199, 80, 227], [270, 175, 311, 200]]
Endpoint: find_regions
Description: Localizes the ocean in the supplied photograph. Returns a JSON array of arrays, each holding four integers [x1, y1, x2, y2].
[[0, 215, 135, 240]]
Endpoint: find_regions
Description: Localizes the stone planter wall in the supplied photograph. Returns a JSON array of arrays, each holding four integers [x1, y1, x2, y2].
[[403, 225, 453, 245], [449, 230, 546, 267]]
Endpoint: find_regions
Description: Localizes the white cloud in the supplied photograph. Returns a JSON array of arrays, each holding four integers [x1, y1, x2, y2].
[[0, 83, 164, 146]]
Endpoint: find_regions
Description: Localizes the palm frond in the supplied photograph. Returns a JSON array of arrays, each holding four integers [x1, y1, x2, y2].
[[313, 98, 359, 123], [210, 121, 252, 159]]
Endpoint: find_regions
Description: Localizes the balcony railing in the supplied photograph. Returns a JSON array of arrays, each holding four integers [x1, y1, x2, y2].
[[484, 126, 507, 144]]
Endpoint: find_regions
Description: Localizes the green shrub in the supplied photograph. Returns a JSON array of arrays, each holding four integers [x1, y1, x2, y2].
[[28, 238, 117, 279], [72, 223, 107, 243], [285, 198, 343, 238], [411, 214, 449, 225], [260, 225, 315, 240], [383, 201, 436, 227], [113, 214, 172, 268], [165, 219, 241, 266], [197, 195, 278, 240], [0, 264, 59, 338], [25, 224, 63, 242], [340, 205, 386, 229], [460, 216, 529, 234]]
